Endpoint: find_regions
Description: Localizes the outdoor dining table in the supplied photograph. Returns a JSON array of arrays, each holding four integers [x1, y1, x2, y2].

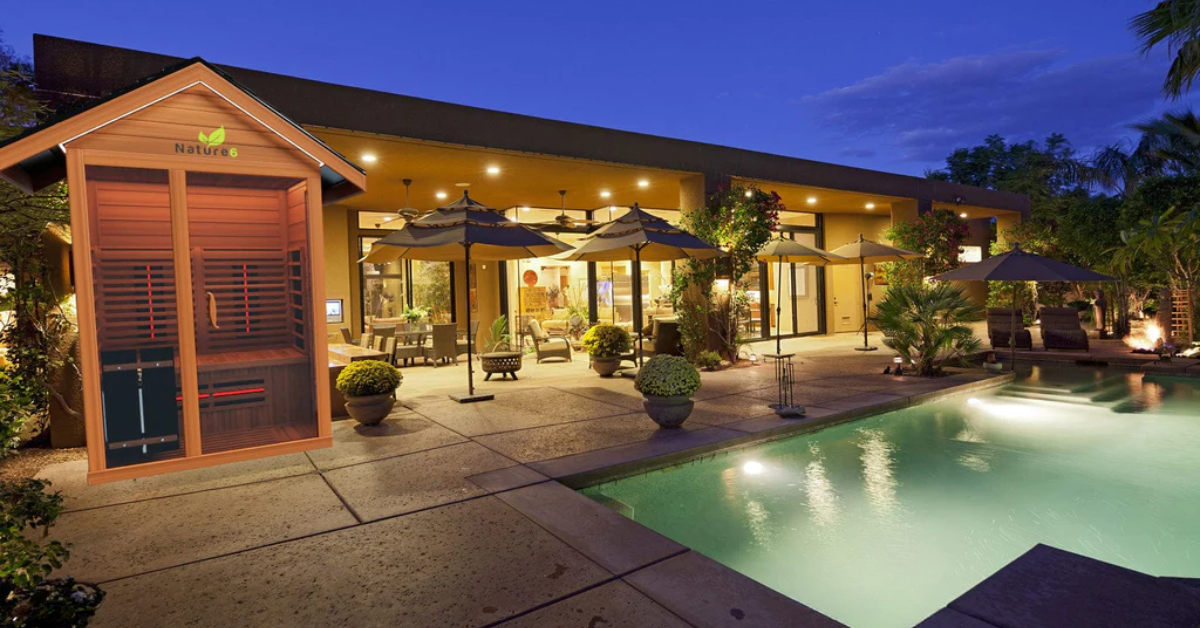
[[327, 343, 389, 362]]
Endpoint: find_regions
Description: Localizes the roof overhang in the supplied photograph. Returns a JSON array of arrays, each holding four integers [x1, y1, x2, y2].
[[0, 55, 365, 203]]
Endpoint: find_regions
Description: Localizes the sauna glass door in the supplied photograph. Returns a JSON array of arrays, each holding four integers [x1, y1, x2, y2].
[[86, 166, 186, 468], [185, 173, 317, 453]]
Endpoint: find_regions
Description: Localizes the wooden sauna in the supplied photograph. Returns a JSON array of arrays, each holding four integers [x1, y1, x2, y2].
[[0, 60, 365, 483]]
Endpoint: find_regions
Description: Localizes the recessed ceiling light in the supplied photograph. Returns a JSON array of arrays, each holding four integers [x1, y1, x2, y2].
[[361, 154, 377, 163], [865, 203, 876, 210], [486, 166, 500, 175], [600, 190, 611, 198], [959, 212, 968, 219], [637, 179, 649, 188], [436, 191, 448, 200], [806, 196, 817, 205], [455, 182, 470, 188]]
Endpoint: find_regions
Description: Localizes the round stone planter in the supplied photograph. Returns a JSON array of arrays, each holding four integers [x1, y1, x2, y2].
[[344, 392, 396, 426], [591, 357, 622, 377], [642, 394, 694, 428]]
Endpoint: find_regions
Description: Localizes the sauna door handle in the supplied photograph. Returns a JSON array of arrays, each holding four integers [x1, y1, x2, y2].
[[206, 292, 220, 329]]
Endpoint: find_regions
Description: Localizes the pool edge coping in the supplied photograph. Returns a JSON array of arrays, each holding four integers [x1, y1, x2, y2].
[[557, 372, 1016, 490]]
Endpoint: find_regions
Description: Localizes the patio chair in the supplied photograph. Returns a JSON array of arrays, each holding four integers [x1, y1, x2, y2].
[[423, 323, 459, 367], [394, 324, 424, 367], [381, 337, 397, 365], [651, 320, 682, 357], [456, 320, 480, 358], [358, 332, 375, 350], [525, 318, 572, 363], [1039, 307, 1090, 351], [339, 327, 353, 344], [986, 308, 1032, 350], [372, 325, 397, 352]]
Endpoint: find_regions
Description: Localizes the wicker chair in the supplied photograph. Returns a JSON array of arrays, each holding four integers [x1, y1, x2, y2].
[[986, 308, 1032, 350], [525, 318, 572, 363], [394, 324, 425, 367], [339, 327, 353, 344], [423, 323, 459, 366], [456, 320, 480, 358], [1039, 307, 1089, 351]]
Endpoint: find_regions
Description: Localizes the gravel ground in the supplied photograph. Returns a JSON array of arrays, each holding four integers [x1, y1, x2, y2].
[[0, 447, 86, 482]]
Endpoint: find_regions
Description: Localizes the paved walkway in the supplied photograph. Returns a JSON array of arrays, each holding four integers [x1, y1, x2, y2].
[[39, 333, 1008, 628]]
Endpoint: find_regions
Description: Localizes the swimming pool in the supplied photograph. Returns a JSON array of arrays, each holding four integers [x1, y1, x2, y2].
[[582, 366, 1200, 628]]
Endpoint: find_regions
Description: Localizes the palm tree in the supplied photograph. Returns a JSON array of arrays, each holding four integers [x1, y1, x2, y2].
[[1131, 0, 1200, 98], [1134, 110, 1200, 172], [872, 283, 982, 377]]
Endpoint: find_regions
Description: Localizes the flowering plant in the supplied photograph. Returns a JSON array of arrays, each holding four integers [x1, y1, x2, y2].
[[581, 324, 630, 358], [336, 360, 402, 397], [635, 355, 702, 397]]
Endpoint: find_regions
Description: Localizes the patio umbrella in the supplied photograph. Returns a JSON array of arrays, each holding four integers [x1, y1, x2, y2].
[[361, 191, 573, 402], [558, 203, 723, 367], [932, 243, 1115, 369], [755, 235, 845, 356], [827, 234, 923, 351]]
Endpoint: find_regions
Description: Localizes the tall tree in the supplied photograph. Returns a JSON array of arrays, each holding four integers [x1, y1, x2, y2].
[[1131, 0, 1200, 98]]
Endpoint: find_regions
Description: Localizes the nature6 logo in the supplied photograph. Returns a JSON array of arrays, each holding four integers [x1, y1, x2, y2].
[[175, 125, 239, 158]]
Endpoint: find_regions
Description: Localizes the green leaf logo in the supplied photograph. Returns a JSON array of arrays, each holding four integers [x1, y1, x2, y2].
[[198, 126, 226, 147], [207, 126, 226, 147]]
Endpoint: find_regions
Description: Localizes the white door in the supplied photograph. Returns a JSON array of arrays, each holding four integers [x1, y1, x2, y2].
[[831, 264, 863, 333]]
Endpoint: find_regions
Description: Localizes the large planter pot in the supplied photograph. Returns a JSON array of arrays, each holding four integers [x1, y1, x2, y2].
[[591, 356, 622, 377], [344, 392, 396, 426], [642, 394, 694, 428]]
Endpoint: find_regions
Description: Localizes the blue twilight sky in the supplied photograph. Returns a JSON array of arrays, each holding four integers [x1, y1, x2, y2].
[[4, 0, 1196, 176]]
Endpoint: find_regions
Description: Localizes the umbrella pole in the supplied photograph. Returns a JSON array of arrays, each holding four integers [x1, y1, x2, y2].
[[452, 243, 492, 403], [855, 257, 876, 351], [635, 246, 644, 368], [776, 256, 783, 356], [1011, 284, 1018, 373]]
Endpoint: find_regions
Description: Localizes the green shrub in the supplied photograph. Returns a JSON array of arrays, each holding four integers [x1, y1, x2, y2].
[[1, 479, 103, 627], [635, 355, 702, 397], [581, 324, 630, 358], [694, 350, 722, 371], [873, 283, 982, 377], [335, 360, 402, 397]]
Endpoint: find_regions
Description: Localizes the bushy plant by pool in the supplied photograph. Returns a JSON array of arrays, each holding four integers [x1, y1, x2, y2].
[[694, 350, 722, 371], [873, 283, 981, 377], [335, 360, 402, 397], [635, 355, 702, 398], [581, 324, 631, 358]]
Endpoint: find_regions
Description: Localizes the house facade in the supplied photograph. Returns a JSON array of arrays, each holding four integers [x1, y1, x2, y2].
[[27, 34, 1027, 349]]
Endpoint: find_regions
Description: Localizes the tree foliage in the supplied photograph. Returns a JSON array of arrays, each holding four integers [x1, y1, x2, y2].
[[881, 209, 969, 286], [673, 185, 779, 362]]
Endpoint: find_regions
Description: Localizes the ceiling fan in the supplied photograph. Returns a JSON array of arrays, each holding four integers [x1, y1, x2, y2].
[[528, 190, 600, 230], [396, 179, 431, 222]]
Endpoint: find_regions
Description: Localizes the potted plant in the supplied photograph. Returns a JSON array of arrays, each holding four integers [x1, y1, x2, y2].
[[402, 305, 428, 324], [335, 360, 402, 425], [635, 355, 702, 428], [581, 324, 630, 376]]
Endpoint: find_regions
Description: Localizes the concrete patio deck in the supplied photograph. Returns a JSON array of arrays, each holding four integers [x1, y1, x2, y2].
[[37, 332, 1011, 628]]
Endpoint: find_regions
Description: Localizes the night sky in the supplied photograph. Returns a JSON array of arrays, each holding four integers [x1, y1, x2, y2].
[[4, 0, 1195, 176]]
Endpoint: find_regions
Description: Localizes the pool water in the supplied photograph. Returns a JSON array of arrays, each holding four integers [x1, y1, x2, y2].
[[582, 366, 1200, 628]]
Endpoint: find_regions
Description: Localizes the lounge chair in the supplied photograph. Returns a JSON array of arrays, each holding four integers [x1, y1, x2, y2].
[[1039, 307, 1089, 351], [525, 318, 572, 363], [986, 308, 1032, 350]]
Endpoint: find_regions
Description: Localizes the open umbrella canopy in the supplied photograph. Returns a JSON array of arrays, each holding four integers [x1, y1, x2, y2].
[[828, 234, 922, 263], [361, 191, 573, 263], [931, 244, 1116, 282], [755, 236, 845, 265], [557, 203, 723, 262]]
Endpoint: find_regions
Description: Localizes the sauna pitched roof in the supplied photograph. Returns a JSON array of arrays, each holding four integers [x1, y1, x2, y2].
[[0, 57, 365, 202]]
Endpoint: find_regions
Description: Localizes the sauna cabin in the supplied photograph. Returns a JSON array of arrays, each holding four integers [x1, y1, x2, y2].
[[0, 59, 365, 483]]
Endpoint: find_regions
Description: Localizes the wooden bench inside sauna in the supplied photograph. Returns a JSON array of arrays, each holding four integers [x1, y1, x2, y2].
[[0, 58, 365, 483]]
